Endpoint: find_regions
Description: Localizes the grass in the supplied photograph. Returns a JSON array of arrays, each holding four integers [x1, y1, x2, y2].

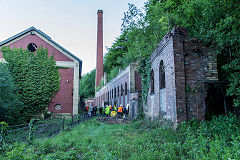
[[1, 114, 240, 159]]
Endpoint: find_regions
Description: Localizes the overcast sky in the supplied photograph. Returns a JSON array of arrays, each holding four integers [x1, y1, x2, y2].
[[0, 0, 146, 75]]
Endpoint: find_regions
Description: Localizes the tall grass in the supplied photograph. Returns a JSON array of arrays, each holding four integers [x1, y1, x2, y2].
[[1, 114, 240, 159]]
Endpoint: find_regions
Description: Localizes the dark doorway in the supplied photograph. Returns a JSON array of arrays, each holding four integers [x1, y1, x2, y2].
[[205, 83, 227, 120]]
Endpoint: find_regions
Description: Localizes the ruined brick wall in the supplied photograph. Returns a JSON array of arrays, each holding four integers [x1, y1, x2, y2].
[[95, 62, 142, 118], [146, 32, 177, 123], [147, 26, 218, 124], [184, 38, 218, 120]]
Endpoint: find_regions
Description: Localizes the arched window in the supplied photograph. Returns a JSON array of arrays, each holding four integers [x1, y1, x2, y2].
[[159, 60, 165, 89], [114, 88, 116, 98], [117, 86, 119, 97], [125, 82, 128, 95], [121, 84, 123, 96], [112, 89, 113, 98], [150, 69, 155, 94]]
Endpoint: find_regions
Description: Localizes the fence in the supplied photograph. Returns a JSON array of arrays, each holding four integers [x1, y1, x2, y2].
[[2, 114, 95, 144]]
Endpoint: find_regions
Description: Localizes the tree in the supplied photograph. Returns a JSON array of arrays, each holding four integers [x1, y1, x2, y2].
[[0, 63, 23, 124], [79, 69, 96, 101], [1, 47, 60, 121]]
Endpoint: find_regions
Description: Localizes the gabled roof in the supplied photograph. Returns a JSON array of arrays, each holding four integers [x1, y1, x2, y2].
[[0, 26, 82, 64]]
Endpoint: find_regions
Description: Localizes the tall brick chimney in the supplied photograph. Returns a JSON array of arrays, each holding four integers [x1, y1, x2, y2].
[[95, 10, 103, 89]]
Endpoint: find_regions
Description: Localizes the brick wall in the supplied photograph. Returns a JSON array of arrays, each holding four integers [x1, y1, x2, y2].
[[0, 33, 77, 114], [147, 26, 218, 125], [146, 32, 177, 122], [0, 34, 73, 61], [48, 68, 74, 113]]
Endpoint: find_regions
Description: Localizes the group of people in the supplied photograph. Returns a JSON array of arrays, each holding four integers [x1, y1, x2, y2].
[[85, 104, 129, 118], [85, 105, 97, 116]]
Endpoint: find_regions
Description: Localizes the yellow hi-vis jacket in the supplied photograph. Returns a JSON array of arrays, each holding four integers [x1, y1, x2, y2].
[[105, 106, 110, 114]]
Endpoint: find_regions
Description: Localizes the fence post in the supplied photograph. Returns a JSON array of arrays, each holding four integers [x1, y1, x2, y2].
[[71, 114, 74, 128], [77, 114, 80, 125], [62, 116, 65, 131], [28, 118, 35, 144], [0, 121, 8, 148]]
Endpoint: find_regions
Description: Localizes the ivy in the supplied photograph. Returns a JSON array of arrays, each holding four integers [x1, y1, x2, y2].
[[1, 47, 60, 121]]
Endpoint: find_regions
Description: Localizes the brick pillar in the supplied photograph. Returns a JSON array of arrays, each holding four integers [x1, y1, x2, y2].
[[95, 10, 103, 89]]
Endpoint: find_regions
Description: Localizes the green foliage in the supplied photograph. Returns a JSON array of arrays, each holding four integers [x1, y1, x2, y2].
[[103, 3, 168, 99], [103, 0, 239, 106], [28, 118, 35, 144], [1, 47, 60, 121], [2, 115, 240, 159], [0, 121, 8, 149], [0, 63, 23, 124], [155, 0, 240, 106], [79, 69, 95, 100], [107, 67, 119, 82], [95, 79, 104, 92]]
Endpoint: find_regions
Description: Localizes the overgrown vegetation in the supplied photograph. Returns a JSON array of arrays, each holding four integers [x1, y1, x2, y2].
[[79, 69, 96, 103], [103, 0, 240, 105], [0, 63, 23, 124], [1, 47, 60, 123], [1, 114, 240, 159]]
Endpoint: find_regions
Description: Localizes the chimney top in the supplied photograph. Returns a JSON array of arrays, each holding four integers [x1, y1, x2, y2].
[[97, 10, 103, 14]]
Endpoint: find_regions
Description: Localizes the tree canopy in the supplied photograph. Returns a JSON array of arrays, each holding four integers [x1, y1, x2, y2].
[[102, 0, 240, 106]]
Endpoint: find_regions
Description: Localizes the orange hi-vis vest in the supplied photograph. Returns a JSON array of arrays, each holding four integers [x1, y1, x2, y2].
[[118, 106, 123, 113]]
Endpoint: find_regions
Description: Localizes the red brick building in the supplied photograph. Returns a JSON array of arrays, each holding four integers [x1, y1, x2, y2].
[[0, 27, 82, 115]]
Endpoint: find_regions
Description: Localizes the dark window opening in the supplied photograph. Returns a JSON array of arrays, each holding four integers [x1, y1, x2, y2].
[[125, 82, 128, 95], [121, 84, 123, 96], [27, 43, 38, 52], [159, 60, 165, 89], [117, 86, 119, 97], [150, 70, 155, 94]]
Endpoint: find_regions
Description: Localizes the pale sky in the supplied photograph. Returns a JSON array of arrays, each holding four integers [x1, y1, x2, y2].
[[0, 0, 146, 75]]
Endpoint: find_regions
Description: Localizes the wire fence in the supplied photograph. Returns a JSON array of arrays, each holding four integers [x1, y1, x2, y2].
[[3, 114, 95, 144]]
